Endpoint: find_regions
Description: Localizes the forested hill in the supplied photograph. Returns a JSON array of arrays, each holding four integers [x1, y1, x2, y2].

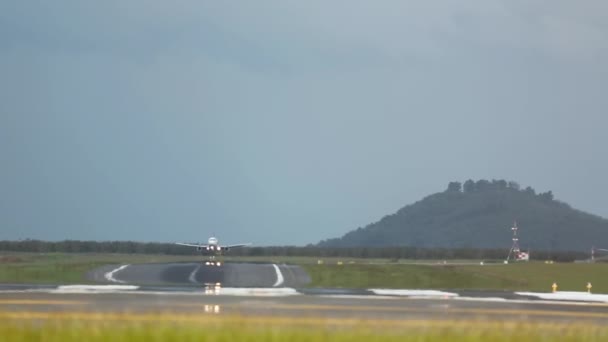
[[318, 180, 608, 251]]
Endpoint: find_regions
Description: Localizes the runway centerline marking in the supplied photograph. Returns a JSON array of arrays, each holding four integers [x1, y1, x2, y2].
[[272, 264, 284, 287], [104, 264, 129, 283], [188, 265, 201, 284]]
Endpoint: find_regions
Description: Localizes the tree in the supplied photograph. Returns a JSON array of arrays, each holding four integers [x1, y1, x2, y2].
[[508, 181, 520, 191], [447, 182, 462, 192], [463, 179, 475, 193], [475, 179, 490, 191], [494, 179, 507, 189], [539, 191, 554, 201]]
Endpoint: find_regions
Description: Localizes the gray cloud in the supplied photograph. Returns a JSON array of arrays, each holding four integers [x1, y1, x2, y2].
[[1, 1, 607, 244]]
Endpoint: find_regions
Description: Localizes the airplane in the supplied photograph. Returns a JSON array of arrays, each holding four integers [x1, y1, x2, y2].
[[175, 237, 251, 265]]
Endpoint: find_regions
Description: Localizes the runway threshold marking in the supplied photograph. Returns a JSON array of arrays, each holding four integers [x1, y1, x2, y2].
[[272, 264, 284, 287], [1, 311, 604, 329], [188, 265, 201, 284], [104, 264, 129, 283]]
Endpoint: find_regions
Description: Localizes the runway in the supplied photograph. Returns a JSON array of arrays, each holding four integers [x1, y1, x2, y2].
[[4, 261, 608, 326], [3, 291, 608, 325], [88, 262, 311, 287]]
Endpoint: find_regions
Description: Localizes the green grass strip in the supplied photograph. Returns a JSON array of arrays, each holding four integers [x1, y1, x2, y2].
[[2, 313, 608, 342], [303, 262, 608, 292]]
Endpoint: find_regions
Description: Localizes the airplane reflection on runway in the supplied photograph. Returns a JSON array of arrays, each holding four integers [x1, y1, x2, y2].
[[204, 282, 222, 295], [203, 282, 222, 313]]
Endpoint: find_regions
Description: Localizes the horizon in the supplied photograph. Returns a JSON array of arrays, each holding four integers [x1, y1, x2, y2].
[[3, 178, 603, 246]]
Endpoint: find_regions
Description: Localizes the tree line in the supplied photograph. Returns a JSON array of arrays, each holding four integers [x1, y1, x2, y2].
[[0, 239, 588, 262], [447, 179, 555, 201]]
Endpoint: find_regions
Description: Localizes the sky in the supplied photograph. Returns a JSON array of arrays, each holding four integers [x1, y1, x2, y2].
[[1, 1, 607, 245]]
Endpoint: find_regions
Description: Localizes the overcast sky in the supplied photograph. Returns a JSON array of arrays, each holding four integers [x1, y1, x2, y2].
[[1, 1, 607, 245]]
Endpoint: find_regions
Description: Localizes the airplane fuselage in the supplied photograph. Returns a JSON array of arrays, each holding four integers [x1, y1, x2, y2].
[[197, 237, 223, 255]]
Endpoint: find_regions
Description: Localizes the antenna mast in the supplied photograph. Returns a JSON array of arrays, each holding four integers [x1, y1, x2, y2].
[[506, 221, 521, 262]]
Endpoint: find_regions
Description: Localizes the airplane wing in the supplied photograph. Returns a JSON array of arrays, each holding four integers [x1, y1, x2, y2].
[[221, 243, 252, 249], [175, 242, 208, 248]]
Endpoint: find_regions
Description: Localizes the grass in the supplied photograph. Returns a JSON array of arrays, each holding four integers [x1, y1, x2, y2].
[[2, 313, 608, 342], [303, 262, 608, 292], [0, 253, 205, 284]]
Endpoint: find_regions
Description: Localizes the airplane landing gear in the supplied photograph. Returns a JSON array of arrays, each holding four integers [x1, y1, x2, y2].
[[204, 261, 221, 266]]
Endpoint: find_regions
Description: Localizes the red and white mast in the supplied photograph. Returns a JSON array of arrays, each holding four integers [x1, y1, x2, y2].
[[506, 221, 528, 262]]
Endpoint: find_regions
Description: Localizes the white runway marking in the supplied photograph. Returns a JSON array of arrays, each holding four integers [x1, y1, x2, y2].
[[516, 291, 608, 303], [188, 265, 201, 284], [370, 289, 458, 297], [272, 264, 284, 287], [54, 285, 139, 293], [104, 264, 129, 283], [220, 287, 297, 296]]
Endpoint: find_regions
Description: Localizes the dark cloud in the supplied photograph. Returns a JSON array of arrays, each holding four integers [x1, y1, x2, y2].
[[1, 1, 607, 244]]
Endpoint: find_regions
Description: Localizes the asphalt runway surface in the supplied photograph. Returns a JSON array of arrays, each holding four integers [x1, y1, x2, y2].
[[88, 262, 311, 287], [3, 291, 608, 325]]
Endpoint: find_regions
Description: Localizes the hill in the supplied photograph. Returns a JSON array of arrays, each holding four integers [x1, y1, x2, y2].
[[318, 180, 608, 251]]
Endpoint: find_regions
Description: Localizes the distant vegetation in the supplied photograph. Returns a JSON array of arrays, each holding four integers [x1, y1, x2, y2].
[[318, 179, 608, 251], [3, 179, 605, 257], [0, 240, 588, 262]]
